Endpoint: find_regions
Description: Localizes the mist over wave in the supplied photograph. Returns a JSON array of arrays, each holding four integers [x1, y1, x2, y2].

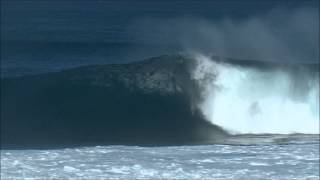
[[130, 7, 319, 63], [192, 55, 319, 134]]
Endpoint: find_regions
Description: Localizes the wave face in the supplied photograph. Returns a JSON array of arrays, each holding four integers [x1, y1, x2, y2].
[[193, 55, 319, 134], [1, 55, 227, 149]]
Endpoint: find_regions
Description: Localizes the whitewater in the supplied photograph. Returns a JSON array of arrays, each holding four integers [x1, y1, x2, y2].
[[1, 135, 319, 180], [193, 55, 319, 134]]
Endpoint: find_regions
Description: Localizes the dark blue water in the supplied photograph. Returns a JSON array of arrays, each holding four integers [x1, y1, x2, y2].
[[1, 2, 319, 179], [2, 0, 318, 77]]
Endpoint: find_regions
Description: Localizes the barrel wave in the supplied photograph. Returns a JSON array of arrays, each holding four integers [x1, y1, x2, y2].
[[1, 55, 319, 148]]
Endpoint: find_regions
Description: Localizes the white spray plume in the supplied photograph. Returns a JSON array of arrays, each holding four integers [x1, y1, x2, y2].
[[129, 7, 319, 63], [192, 54, 319, 134]]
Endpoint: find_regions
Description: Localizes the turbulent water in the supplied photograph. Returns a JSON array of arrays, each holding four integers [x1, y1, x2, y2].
[[193, 55, 319, 134], [1, 135, 319, 180]]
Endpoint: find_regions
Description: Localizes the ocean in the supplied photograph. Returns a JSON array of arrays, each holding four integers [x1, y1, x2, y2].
[[1, 135, 319, 179], [2, 0, 317, 77], [1, 1, 319, 179]]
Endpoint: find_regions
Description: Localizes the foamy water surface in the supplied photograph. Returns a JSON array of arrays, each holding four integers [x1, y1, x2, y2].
[[1, 135, 319, 180]]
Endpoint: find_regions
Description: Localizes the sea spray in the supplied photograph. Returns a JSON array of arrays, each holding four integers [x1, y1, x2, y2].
[[192, 55, 319, 134]]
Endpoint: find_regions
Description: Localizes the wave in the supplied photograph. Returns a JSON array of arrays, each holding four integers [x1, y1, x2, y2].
[[1, 54, 319, 148], [0, 55, 227, 149], [192, 55, 319, 134]]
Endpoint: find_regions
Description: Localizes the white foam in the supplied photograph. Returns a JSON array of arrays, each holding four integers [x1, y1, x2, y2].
[[63, 166, 79, 172], [1, 143, 319, 179], [249, 162, 269, 166], [193, 55, 319, 134], [108, 166, 130, 174]]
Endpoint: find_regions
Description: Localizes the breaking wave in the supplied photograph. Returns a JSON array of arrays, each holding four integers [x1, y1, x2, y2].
[[1, 54, 319, 148], [193, 55, 319, 134]]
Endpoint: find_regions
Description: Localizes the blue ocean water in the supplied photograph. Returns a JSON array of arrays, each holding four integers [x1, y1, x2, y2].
[[1, 1, 319, 179], [2, 0, 317, 76]]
